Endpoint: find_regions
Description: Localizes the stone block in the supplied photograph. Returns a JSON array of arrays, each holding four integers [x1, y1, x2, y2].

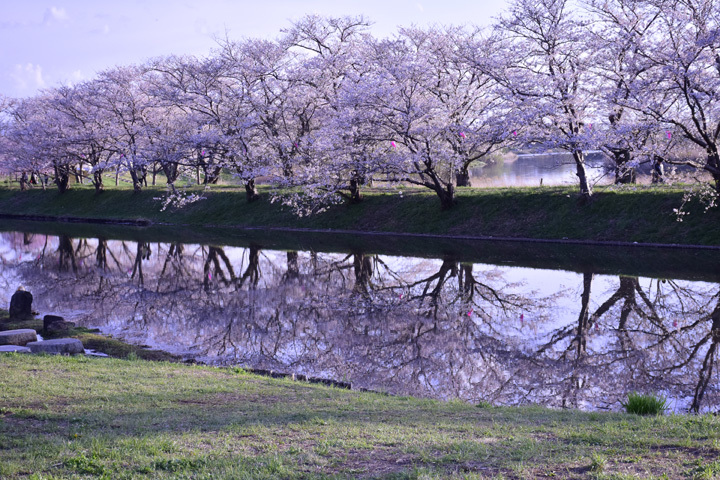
[[9, 290, 33, 320], [27, 338, 84, 355], [0, 345, 32, 353], [43, 315, 75, 333], [0, 329, 38, 346]]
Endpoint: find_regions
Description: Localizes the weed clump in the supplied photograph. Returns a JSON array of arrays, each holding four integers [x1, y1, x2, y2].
[[622, 392, 669, 415]]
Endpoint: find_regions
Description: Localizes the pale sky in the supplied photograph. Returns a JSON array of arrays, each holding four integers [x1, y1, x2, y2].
[[0, 1, 509, 99]]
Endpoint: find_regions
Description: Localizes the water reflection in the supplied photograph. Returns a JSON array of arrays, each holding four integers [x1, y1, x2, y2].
[[1, 231, 718, 413]]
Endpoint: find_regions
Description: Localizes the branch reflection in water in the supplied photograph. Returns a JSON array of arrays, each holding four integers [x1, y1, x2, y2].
[[1, 231, 718, 413]]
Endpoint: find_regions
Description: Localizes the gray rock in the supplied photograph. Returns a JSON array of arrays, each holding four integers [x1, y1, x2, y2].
[[9, 289, 33, 320], [43, 315, 75, 333], [0, 345, 32, 353], [27, 338, 84, 355], [0, 329, 38, 346]]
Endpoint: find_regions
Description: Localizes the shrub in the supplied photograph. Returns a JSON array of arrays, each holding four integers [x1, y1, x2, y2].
[[621, 392, 669, 415]]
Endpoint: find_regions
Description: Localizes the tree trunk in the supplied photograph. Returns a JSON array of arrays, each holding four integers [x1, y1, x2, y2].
[[612, 149, 636, 184], [129, 169, 143, 193], [19, 172, 28, 191], [353, 253, 374, 295], [348, 177, 363, 203], [54, 165, 71, 193], [437, 182, 456, 210], [571, 271, 593, 356], [93, 170, 104, 194], [707, 149, 720, 195], [572, 151, 593, 198], [245, 179, 260, 203], [284, 251, 299, 281], [202, 166, 221, 184], [455, 165, 471, 187]]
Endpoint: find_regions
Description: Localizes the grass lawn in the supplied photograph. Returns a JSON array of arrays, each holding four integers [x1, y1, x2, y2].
[[0, 183, 718, 246], [1, 353, 719, 480]]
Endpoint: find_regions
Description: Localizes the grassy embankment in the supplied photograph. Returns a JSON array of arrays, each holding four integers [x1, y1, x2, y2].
[[2, 311, 720, 479], [1, 349, 719, 479], [0, 182, 719, 246]]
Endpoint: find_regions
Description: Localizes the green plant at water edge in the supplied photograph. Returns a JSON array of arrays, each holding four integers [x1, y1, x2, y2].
[[621, 392, 669, 415]]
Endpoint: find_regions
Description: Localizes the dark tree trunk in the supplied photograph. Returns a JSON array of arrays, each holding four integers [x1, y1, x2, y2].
[[54, 165, 71, 193], [57, 235, 77, 272], [239, 244, 261, 288], [95, 238, 108, 270], [19, 172, 28, 191], [204, 166, 222, 184], [285, 251, 299, 280], [129, 168, 143, 193], [612, 149, 636, 184], [93, 170, 104, 194], [438, 182, 456, 210], [707, 149, 720, 195], [455, 166, 471, 187], [353, 253, 374, 295], [162, 162, 179, 185], [245, 179, 260, 203], [690, 299, 720, 412], [348, 177, 363, 204], [569, 271, 593, 357]]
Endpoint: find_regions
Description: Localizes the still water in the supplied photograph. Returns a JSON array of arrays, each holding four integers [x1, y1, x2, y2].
[[1, 226, 718, 413], [469, 151, 613, 187]]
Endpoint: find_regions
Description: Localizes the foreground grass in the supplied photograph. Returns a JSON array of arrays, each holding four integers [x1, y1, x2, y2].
[[1, 354, 719, 479], [0, 183, 719, 246]]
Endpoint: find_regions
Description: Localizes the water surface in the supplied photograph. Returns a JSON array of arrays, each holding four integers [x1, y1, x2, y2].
[[1, 226, 718, 413]]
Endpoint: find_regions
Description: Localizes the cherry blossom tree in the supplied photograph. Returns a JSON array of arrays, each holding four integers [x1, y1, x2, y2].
[[84, 66, 153, 192], [490, 0, 599, 199], [584, 0, 665, 183], [625, 0, 720, 193]]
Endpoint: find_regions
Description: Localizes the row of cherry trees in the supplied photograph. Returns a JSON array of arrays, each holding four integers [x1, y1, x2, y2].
[[1, 0, 718, 211]]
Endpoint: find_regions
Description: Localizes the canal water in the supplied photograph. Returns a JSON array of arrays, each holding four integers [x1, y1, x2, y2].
[[1, 224, 718, 413]]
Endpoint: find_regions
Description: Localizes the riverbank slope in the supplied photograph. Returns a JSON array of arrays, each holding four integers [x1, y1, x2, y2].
[[0, 184, 718, 246], [2, 352, 719, 479]]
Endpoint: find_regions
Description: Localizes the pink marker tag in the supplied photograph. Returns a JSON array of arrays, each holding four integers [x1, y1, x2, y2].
[[391, 141, 396, 148], [667, 131, 672, 139], [459, 132, 466, 139], [467, 309, 473, 316], [513, 131, 517, 136], [520, 313, 524, 322]]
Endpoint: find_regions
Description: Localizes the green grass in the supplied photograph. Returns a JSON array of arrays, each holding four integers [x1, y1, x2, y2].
[[1, 354, 719, 479], [0, 182, 719, 246], [622, 393, 670, 416]]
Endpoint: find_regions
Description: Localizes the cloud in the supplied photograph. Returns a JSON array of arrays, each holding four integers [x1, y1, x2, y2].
[[11, 63, 46, 92], [43, 6, 69, 25], [416, 3, 425, 12]]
